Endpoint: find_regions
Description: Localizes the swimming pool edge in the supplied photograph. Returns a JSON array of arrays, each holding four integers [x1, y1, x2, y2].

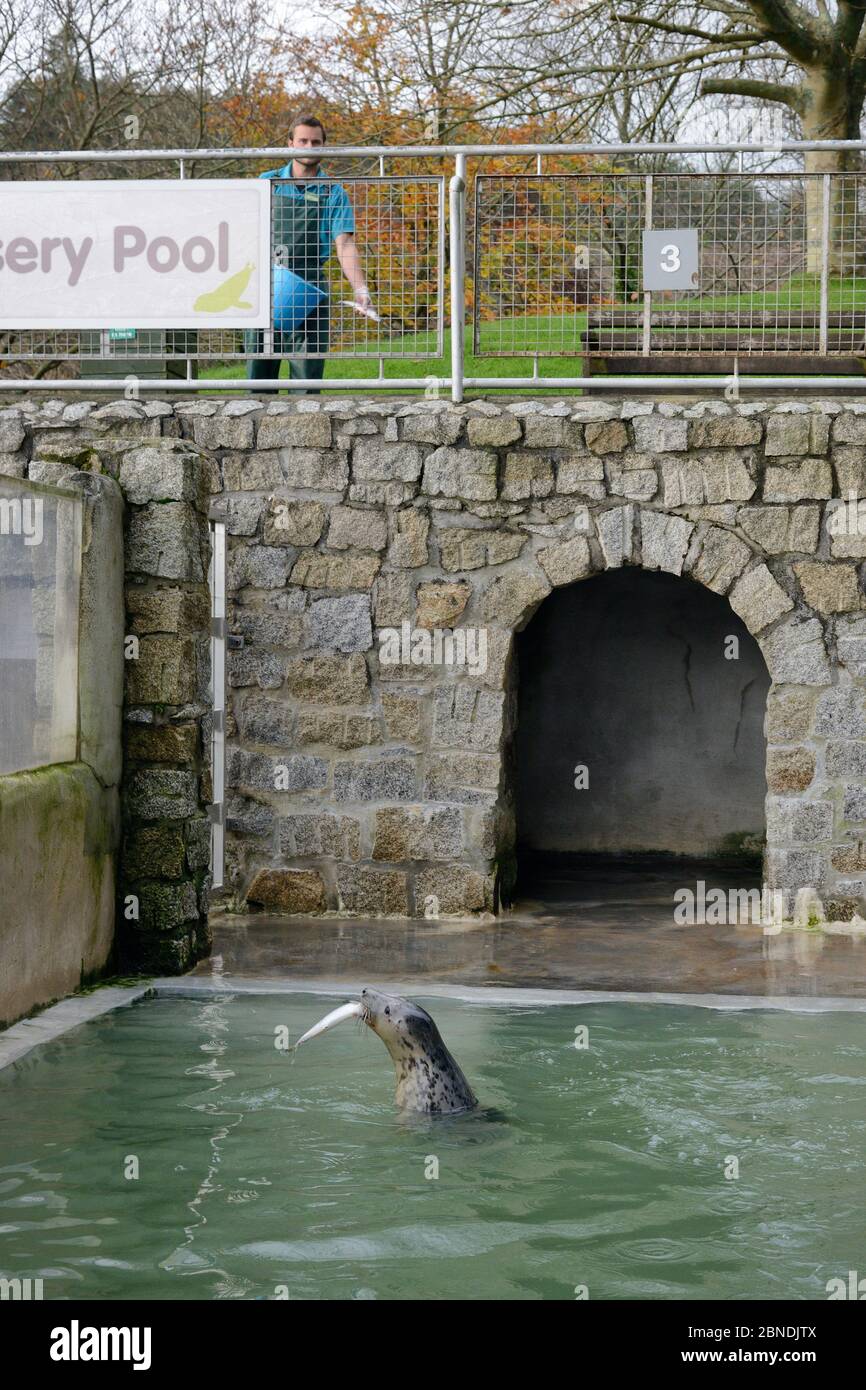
[[4, 976, 866, 1072], [153, 975, 866, 1013], [0, 985, 153, 1071]]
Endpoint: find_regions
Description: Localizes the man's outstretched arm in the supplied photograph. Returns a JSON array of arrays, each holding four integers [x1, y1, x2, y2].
[[335, 232, 372, 308]]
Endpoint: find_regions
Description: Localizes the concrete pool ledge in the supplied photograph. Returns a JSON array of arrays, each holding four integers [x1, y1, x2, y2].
[[0, 985, 152, 1071], [152, 975, 866, 1014], [4, 976, 866, 1074]]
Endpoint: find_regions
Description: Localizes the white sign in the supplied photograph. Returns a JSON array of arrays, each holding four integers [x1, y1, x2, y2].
[[0, 180, 271, 329], [642, 228, 700, 291]]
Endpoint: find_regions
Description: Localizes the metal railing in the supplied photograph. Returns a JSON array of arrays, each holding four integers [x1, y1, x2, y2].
[[0, 170, 445, 371], [2, 140, 866, 399], [473, 170, 866, 361]]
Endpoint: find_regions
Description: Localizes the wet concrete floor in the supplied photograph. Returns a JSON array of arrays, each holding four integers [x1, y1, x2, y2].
[[198, 857, 866, 999]]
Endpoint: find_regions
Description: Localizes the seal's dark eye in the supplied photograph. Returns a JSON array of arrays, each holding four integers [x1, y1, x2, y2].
[[384, 1007, 390, 1016]]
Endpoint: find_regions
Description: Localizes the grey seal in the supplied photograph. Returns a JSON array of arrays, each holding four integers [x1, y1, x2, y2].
[[293, 987, 477, 1115], [360, 987, 477, 1115]]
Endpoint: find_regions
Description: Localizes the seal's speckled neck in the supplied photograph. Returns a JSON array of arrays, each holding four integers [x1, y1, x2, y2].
[[360, 987, 477, 1115]]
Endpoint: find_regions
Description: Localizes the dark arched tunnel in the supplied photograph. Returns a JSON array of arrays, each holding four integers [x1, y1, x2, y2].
[[511, 567, 770, 903]]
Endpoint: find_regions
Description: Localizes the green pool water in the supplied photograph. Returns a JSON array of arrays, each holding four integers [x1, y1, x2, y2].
[[1, 993, 864, 1301]]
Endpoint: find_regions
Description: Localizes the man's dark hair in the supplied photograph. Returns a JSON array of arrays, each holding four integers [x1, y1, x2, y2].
[[290, 114, 326, 143]]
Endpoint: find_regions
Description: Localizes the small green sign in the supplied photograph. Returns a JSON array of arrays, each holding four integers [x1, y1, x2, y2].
[[108, 329, 137, 341]]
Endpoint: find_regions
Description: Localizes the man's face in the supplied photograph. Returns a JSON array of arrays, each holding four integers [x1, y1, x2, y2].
[[291, 125, 325, 167]]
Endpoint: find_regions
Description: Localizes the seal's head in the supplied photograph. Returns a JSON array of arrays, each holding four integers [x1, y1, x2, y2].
[[360, 987, 437, 1058], [360, 987, 477, 1115]]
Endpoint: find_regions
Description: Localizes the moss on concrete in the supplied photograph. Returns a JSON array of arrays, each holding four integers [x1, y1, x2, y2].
[[0, 762, 116, 1027]]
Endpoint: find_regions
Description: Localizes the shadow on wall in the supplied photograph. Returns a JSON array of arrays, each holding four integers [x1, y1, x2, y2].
[[512, 569, 770, 873]]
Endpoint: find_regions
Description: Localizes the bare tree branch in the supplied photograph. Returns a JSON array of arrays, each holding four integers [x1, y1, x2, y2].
[[700, 75, 805, 110]]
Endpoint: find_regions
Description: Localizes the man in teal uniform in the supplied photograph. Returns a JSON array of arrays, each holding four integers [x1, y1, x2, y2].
[[246, 114, 372, 391]]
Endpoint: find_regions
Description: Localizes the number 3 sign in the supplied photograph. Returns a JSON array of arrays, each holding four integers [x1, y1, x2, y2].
[[642, 229, 699, 291]]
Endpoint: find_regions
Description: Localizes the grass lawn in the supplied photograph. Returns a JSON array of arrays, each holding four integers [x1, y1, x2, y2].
[[669, 273, 866, 314], [195, 275, 866, 394], [198, 322, 588, 396]]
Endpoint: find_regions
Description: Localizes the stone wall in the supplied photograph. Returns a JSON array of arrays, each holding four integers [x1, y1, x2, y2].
[[3, 401, 214, 974], [208, 395, 866, 921], [0, 465, 123, 1025], [119, 435, 213, 972], [3, 394, 866, 929]]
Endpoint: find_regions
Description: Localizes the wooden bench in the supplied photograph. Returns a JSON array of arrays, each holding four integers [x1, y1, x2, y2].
[[582, 309, 866, 381]]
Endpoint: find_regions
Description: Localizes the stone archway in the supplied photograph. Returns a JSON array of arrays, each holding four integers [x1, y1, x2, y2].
[[160, 395, 866, 926], [7, 396, 866, 949], [483, 503, 848, 920]]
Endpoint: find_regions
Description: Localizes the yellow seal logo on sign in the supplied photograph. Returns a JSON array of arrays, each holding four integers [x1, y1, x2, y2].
[[193, 262, 255, 313]]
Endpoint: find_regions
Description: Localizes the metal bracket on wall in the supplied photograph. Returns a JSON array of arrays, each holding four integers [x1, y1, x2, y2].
[[208, 520, 226, 891]]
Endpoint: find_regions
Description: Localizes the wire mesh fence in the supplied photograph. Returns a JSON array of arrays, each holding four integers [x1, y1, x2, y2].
[[473, 172, 866, 359], [2, 145, 866, 389], [0, 175, 444, 364]]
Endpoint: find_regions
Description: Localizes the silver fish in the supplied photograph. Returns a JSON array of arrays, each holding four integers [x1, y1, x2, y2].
[[293, 1000, 363, 1050]]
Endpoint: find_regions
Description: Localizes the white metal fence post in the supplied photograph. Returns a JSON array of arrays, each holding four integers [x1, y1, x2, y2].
[[819, 173, 831, 357], [450, 152, 467, 403], [263, 180, 274, 361], [208, 518, 226, 892], [178, 156, 193, 382], [642, 173, 653, 357]]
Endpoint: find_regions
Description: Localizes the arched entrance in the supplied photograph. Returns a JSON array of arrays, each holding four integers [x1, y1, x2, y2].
[[509, 566, 771, 907]]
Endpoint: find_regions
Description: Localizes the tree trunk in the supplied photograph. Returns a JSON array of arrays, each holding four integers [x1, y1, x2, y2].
[[800, 68, 865, 275]]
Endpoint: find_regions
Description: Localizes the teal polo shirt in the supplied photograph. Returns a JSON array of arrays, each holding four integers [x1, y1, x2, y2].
[[260, 163, 356, 265]]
